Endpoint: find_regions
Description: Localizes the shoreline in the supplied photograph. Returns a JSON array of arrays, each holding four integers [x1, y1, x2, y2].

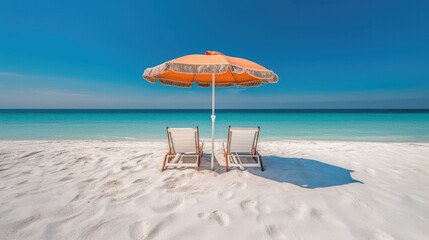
[[2, 139, 429, 144]]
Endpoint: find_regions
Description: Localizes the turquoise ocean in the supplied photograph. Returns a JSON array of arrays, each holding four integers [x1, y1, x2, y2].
[[0, 110, 428, 142]]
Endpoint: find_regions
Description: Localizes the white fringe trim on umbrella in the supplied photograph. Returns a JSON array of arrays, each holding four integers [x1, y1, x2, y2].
[[142, 62, 278, 88]]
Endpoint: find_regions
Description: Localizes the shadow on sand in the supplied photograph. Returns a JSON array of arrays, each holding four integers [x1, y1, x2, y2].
[[248, 156, 363, 189]]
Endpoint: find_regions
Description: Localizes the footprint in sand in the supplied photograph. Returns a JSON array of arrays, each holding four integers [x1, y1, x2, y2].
[[129, 221, 149, 240], [218, 190, 234, 200], [210, 210, 230, 226], [162, 177, 180, 190], [228, 181, 247, 190], [198, 210, 230, 227], [198, 211, 230, 227], [240, 200, 259, 215]]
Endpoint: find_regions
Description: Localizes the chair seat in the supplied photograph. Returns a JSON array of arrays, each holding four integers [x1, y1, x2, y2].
[[162, 127, 203, 171], [224, 126, 264, 171]]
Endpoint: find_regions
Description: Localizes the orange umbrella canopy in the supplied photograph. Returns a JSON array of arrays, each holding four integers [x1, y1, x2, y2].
[[143, 51, 278, 88]]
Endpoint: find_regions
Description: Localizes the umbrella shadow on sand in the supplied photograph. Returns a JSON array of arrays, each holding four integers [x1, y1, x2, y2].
[[248, 156, 363, 189]]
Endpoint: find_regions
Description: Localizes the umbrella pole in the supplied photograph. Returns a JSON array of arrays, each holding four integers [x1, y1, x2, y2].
[[211, 73, 215, 170]]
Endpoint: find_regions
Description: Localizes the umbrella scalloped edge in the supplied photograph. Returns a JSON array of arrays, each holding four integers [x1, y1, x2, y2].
[[142, 62, 278, 88]]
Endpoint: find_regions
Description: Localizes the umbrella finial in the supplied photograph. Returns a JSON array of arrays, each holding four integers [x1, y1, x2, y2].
[[205, 50, 224, 55]]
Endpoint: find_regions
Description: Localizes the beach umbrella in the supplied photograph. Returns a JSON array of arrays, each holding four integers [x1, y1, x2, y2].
[[143, 51, 278, 170]]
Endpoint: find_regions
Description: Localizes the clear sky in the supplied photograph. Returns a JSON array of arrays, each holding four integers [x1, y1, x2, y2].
[[0, 0, 428, 109]]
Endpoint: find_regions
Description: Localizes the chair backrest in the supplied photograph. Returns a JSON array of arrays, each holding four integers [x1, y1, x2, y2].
[[227, 126, 260, 154], [167, 127, 199, 154]]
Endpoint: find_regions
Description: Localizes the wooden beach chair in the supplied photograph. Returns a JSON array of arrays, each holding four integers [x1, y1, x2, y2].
[[223, 126, 264, 172], [162, 127, 204, 171]]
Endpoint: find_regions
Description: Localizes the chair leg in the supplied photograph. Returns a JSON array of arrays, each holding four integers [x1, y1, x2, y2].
[[259, 155, 264, 171], [197, 156, 200, 171], [161, 154, 169, 172], [225, 154, 229, 172]]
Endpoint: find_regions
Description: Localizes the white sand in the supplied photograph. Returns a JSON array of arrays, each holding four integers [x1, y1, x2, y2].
[[0, 140, 428, 240]]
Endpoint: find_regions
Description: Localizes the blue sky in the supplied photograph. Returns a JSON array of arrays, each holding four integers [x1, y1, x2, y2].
[[0, 0, 428, 109]]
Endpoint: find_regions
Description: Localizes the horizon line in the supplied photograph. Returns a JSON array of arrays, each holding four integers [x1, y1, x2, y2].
[[1, 108, 429, 111]]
